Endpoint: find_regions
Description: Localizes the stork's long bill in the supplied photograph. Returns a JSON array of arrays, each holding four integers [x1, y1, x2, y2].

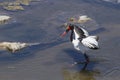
[[60, 25, 71, 37], [61, 31, 67, 37]]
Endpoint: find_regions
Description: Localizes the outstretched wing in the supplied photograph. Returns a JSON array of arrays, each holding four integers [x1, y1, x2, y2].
[[89, 36, 99, 41]]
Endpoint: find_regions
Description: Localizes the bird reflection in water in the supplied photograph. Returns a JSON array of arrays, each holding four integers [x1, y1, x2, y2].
[[62, 68, 100, 80]]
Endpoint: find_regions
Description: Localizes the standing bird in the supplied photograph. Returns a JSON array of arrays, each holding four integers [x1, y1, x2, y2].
[[61, 23, 99, 69]]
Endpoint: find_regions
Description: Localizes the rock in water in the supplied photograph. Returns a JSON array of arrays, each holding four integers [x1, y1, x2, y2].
[[0, 42, 40, 53], [0, 15, 11, 24], [69, 15, 92, 24]]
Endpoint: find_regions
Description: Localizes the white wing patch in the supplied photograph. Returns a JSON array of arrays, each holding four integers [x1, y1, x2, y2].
[[72, 39, 81, 50], [81, 37, 99, 49]]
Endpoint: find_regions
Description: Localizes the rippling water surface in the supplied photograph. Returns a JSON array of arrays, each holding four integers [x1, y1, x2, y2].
[[0, 0, 120, 80]]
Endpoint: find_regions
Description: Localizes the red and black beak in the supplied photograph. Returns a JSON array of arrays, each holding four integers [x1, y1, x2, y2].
[[60, 26, 71, 37]]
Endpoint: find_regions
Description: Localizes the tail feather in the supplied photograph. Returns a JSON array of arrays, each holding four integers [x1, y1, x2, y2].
[[89, 36, 99, 41]]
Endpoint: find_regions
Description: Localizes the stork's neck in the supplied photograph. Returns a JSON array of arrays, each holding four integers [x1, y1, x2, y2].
[[70, 30, 74, 42], [69, 25, 80, 42], [74, 29, 80, 40]]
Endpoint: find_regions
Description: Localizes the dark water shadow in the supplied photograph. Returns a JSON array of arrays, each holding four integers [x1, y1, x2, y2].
[[0, 47, 37, 64], [62, 68, 100, 80], [80, 0, 120, 10], [62, 49, 101, 80], [63, 49, 97, 70], [89, 27, 106, 35], [0, 39, 67, 64], [34, 39, 67, 51], [0, 22, 24, 30]]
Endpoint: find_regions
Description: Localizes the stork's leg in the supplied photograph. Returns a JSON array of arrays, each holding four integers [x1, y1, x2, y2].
[[72, 53, 90, 69], [82, 53, 90, 70]]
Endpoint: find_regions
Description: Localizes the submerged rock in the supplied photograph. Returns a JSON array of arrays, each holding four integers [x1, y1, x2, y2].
[[2, 1, 24, 11], [17, 0, 32, 5], [0, 42, 40, 53], [62, 69, 100, 80], [0, 0, 35, 11], [3, 5, 24, 11], [69, 15, 92, 24]]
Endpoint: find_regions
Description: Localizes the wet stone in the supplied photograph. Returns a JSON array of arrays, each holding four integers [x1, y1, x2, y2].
[[0, 0, 33, 11], [0, 15, 11, 24]]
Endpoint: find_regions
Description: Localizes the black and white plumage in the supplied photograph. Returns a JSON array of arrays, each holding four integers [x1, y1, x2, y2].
[[61, 23, 99, 69]]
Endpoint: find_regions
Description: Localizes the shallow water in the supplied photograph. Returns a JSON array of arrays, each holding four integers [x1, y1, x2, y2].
[[0, 0, 120, 80]]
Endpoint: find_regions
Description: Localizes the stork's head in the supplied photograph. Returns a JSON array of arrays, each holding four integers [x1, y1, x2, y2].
[[60, 23, 74, 37]]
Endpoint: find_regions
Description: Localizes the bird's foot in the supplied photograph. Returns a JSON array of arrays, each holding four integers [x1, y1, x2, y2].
[[71, 61, 89, 70]]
